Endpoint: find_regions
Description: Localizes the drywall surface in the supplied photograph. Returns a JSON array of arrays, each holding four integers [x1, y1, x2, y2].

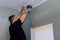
[[30, 0, 60, 40]]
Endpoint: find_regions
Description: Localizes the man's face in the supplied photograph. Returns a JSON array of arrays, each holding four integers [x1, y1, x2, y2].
[[11, 16, 15, 23]]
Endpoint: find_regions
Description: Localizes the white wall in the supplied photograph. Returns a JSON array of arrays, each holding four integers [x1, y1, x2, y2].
[[0, 7, 18, 40], [30, 0, 60, 40]]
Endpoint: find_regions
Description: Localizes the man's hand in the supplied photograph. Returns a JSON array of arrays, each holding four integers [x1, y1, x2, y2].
[[21, 6, 25, 12]]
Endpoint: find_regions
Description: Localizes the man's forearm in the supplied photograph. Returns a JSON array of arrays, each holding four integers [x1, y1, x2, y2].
[[17, 6, 25, 17]]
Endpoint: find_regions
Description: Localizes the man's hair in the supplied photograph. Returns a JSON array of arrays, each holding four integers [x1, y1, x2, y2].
[[8, 15, 15, 24]]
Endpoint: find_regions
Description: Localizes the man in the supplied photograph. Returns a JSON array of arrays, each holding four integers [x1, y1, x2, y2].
[[8, 5, 32, 40]]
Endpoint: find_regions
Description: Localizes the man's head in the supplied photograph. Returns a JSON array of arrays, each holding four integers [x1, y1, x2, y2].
[[8, 15, 15, 24]]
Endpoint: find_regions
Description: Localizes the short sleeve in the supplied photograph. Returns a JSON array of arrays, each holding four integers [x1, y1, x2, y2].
[[17, 19, 23, 25]]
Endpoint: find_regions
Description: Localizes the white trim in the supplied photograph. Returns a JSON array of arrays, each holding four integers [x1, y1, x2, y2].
[[33, 0, 47, 8], [25, 0, 48, 8]]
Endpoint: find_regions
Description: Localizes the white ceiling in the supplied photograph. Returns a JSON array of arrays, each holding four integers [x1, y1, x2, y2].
[[0, 0, 47, 10], [0, 0, 34, 9]]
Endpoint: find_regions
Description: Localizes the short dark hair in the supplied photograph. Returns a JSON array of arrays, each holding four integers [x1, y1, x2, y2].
[[8, 15, 15, 24]]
